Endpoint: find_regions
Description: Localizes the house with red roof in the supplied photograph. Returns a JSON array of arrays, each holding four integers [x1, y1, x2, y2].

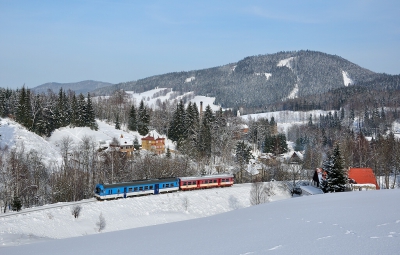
[[348, 167, 380, 191], [141, 134, 165, 155]]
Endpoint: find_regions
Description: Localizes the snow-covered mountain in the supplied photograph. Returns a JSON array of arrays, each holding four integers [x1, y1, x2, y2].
[[92, 50, 381, 111]]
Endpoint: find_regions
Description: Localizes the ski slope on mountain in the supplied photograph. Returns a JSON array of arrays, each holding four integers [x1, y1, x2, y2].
[[2, 189, 399, 255]]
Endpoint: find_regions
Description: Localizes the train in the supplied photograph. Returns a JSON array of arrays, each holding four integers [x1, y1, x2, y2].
[[94, 174, 234, 200]]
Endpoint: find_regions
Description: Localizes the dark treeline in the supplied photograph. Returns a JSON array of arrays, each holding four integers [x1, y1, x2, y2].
[[0, 87, 97, 137]]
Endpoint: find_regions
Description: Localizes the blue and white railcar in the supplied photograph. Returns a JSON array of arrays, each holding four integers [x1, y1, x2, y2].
[[95, 178, 179, 200]]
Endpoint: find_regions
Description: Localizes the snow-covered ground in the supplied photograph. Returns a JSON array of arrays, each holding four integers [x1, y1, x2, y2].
[[342, 70, 354, 86], [241, 110, 335, 134], [0, 118, 176, 166], [2, 188, 399, 254], [0, 182, 290, 247]]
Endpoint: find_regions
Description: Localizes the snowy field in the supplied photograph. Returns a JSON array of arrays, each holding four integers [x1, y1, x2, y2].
[[1, 189, 399, 254], [241, 110, 336, 135], [0, 182, 290, 247]]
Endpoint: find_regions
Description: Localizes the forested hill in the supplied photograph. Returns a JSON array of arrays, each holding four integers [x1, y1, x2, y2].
[[32, 80, 113, 94], [92, 50, 380, 111]]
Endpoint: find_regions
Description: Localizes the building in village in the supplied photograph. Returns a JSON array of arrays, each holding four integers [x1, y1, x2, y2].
[[141, 134, 166, 155], [109, 134, 135, 157], [348, 167, 380, 190]]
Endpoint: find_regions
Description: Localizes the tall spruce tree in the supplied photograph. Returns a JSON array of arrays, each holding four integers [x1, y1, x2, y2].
[[86, 93, 97, 130], [168, 100, 186, 146], [235, 141, 254, 183], [198, 105, 214, 158], [70, 94, 79, 127], [115, 113, 121, 130], [321, 143, 347, 192], [76, 93, 86, 127], [128, 105, 138, 131], [137, 100, 150, 135]]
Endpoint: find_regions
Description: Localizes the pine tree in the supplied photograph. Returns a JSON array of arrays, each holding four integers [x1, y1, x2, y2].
[[137, 100, 150, 136], [76, 93, 86, 127], [168, 100, 186, 145], [86, 93, 97, 130], [70, 94, 79, 127], [277, 133, 288, 154], [16, 86, 32, 128], [115, 113, 121, 130], [128, 105, 138, 131], [235, 141, 254, 183], [12, 196, 22, 211], [263, 135, 273, 153], [198, 105, 214, 158], [321, 143, 347, 192]]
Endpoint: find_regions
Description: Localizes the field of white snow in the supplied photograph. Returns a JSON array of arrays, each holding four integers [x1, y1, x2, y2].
[[2, 188, 399, 254], [0, 182, 290, 247]]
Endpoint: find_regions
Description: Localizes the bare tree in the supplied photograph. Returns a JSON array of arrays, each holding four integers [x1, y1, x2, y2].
[[250, 182, 274, 205], [182, 196, 189, 212], [96, 213, 106, 232], [71, 205, 82, 218]]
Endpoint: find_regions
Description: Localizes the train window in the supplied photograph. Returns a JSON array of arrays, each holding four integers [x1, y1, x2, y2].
[[214, 180, 217, 183], [117, 189, 120, 193], [183, 182, 187, 185], [108, 190, 112, 194], [188, 182, 191, 185], [134, 187, 138, 191], [128, 188, 133, 192], [193, 181, 196, 184], [171, 183, 174, 187], [165, 183, 170, 188], [150, 185, 153, 189], [139, 187, 143, 191], [144, 186, 148, 190], [205, 180, 208, 184]]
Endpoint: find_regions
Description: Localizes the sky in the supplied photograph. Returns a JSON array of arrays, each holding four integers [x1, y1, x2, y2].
[[1, 0, 399, 89]]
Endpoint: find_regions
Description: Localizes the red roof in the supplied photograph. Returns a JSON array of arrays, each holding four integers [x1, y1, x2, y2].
[[348, 168, 380, 190], [141, 135, 155, 141]]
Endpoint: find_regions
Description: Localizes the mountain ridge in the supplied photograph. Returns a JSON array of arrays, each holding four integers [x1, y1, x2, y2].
[[31, 80, 114, 94], [31, 50, 399, 112]]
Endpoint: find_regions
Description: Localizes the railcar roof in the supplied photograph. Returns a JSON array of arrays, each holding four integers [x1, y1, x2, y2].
[[179, 174, 234, 181], [99, 178, 179, 189]]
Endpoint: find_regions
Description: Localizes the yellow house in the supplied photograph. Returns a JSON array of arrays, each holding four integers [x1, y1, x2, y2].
[[141, 135, 165, 155]]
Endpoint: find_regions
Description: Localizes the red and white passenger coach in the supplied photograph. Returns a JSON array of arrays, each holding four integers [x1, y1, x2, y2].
[[179, 174, 234, 191]]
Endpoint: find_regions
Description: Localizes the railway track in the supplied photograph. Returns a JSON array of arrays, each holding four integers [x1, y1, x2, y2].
[[0, 198, 97, 218]]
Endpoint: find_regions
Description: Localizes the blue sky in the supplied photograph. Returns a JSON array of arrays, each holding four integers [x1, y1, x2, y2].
[[1, 0, 399, 89]]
